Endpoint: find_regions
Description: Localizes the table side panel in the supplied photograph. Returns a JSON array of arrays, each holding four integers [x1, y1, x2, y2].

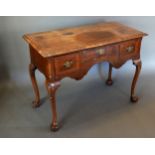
[[29, 45, 54, 80]]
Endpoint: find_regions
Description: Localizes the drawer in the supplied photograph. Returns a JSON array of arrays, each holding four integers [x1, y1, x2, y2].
[[81, 45, 120, 64], [120, 39, 139, 58], [81, 47, 107, 64], [54, 53, 80, 76]]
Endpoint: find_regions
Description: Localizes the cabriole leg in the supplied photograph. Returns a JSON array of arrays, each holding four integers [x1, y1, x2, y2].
[[131, 59, 142, 103], [29, 64, 40, 108], [45, 79, 60, 131], [106, 63, 113, 86]]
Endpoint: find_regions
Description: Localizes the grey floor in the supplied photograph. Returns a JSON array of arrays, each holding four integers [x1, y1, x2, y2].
[[0, 62, 155, 138]]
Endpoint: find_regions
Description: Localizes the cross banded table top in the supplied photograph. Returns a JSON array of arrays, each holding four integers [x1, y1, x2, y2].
[[23, 22, 147, 58]]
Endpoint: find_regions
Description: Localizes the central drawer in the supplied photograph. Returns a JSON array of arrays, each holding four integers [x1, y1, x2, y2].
[[81, 45, 119, 65], [81, 46, 107, 64]]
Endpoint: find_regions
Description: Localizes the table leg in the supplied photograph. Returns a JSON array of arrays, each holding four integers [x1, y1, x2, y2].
[[29, 64, 40, 108], [131, 59, 142, 103], [45, 79, 60, 131], [106, 63, 113, 86]]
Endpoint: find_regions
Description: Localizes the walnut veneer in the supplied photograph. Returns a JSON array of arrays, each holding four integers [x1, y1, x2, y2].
[[24, 22, 147, 131]]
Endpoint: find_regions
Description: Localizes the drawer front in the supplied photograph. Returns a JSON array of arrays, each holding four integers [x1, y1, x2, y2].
[[81, 49, 96, 63], [81, 47, 107, 64], [81, 45, 119, 65], [120, 39, 139, 58], [54, 53, 80, 76]]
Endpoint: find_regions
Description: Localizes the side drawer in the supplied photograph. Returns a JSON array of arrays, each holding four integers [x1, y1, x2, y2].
[[120, 39, 140, 58], [54, 53, 80, 77]]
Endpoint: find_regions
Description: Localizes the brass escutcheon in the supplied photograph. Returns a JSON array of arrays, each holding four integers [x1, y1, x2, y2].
[[96, 48, 105, 56], [63, 61, 73, 69], [126, 46, 134, 53]]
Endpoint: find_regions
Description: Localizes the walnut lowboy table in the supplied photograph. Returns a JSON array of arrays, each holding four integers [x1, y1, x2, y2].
[[23, 22, 147, 131]]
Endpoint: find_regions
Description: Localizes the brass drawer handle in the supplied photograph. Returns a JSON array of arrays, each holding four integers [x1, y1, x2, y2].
[[96, 48, 105, 56], [63, 60, 73, 69], [126, 46, 134, 53]]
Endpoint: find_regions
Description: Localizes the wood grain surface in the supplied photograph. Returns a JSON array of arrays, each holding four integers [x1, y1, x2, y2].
[[23, 22, 147, 57]]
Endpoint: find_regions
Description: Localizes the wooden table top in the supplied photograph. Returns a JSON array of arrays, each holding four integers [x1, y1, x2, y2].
[[23, 22, 147, 58]]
